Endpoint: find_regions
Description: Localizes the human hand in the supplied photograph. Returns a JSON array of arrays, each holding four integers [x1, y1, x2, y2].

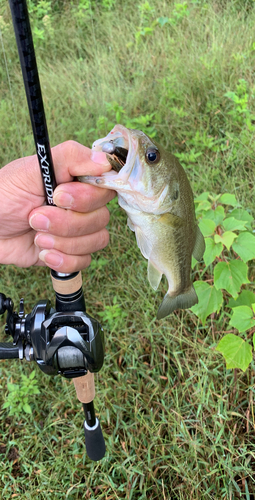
[[0, 140, 115, 272]]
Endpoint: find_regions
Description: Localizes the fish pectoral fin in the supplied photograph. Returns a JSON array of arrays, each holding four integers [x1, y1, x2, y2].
[[192, 225, 205, 261], [158, 212, 184, 228], [147, 260, 162, 291], [157, 285, 198, 320], [127, 217, 135, 232], [135, 226, 152, 260]]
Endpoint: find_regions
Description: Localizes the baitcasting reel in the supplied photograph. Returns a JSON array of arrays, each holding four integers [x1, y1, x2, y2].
[[0, 271, 106, 462]]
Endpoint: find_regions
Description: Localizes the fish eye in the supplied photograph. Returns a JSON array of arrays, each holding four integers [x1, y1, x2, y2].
[[145, 147, 160, 165]]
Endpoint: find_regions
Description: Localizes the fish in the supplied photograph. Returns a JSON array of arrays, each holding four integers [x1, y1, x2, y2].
[[78, 125, 205, 319]]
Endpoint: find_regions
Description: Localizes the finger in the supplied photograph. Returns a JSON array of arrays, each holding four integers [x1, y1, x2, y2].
[[53, 181, 116, 213], [29, 205, 110, 238], [34, 228, 110, 255], [38, 249, 92, 273], [51, 141, 112, 184]]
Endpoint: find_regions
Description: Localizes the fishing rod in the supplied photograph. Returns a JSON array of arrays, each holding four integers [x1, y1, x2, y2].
[[0, 0, 105, 461]]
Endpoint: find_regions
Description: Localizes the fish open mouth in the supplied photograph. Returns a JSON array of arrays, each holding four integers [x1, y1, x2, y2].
[[102, 142, 128, 172]]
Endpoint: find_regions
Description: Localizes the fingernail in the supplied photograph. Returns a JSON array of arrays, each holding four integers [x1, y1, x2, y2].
[[90, 151, 110, 165], [35, 234, 55, 249], [29, 213, 50, 231], [39, 250, 63, 268], [53, 191, 74, 209]]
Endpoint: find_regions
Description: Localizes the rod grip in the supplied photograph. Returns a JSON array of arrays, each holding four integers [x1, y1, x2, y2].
[[84, 418, 106, 461], [73, 372, 95, 404], [51, 271, 82, 295]]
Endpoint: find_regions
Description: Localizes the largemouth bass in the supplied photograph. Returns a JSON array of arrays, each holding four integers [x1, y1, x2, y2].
[[78, 125, 205, 319]]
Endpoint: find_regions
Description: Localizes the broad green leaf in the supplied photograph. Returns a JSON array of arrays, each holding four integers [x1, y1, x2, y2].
[[253, 333, 255, 350], [225, 208, 253, 231], [216, 334, 252, 371], [2, 402, 11, 409], [23, 403, 32, 414], [195, 200, 212, 214], [194, 192, 210, 202], [158, 16, 169, 27], [252, 304, 255, 314], [190, 281, 223, 325], [203, 237, 223, 267], [232, 232, 255, 263], [214, 231, 238, 250], [199, 219, 216, 237], [214, 260, 249, 298], [229, 305, 255, 332], [225, 208, 253, 224], [222, 217, 247, 232], [204, 206, 225, 226], [218, 193, 238, 206], [7, 383, 18, 392], [229, 290, 255, 309]]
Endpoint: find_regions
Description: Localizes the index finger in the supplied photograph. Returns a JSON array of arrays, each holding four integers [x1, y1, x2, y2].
[[53, 181, 116, 213], [51, 140, 112, 184]]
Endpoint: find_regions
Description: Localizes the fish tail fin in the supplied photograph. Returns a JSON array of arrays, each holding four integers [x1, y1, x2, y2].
[[157, 285, 198, 320]]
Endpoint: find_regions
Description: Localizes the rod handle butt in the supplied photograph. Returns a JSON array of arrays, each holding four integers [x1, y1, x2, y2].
[[84, 418, 106, 461]]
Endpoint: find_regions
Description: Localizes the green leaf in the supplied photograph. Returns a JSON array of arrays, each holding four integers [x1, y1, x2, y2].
[[216, 334, 252, 371], [190, 281, 223, 325], [225, 208, 253, 231], [253, 333, 255, 350], [205, 206, 225, 226], [222, 217, 247, 232], [203, 238, 223, 267], [232, 232, 255, 262], [7, 383, 18, 392], [158, 16, 169, 27], [229, 290, 255, 309], [23, 403, 32, 414], [229, 305, 255, 332], [195, 200, 212, 214], [194, 192, 210, 202], [2, 402, 11, 409], [199, 219, 216, 237], [214, 231, 238, 250], [214, 260, 249, 298], [29, 370, 36, 380], [218, 193, 239, 206]]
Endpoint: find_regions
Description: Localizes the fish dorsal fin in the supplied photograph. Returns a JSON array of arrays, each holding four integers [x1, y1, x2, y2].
[[135, 226, 152, 260], [147, 260, 162, 291], [192, 225, 205, 261]]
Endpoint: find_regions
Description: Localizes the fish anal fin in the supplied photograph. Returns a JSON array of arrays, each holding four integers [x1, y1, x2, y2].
[[157, 285, 198, 320], [192, 226, 205, 261], [147, 260, 162, 291]]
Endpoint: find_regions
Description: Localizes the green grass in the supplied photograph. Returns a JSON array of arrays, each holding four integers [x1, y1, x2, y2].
[[1, 0, 255, 498]]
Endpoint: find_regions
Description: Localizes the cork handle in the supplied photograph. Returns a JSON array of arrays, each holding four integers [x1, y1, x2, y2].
[[51, 271, 82, 294], [73, 372, 95, 403]]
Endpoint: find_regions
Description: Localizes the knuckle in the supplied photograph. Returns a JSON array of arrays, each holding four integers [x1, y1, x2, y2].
[[98, 206, 110, 227], [98, 229, 110, 249], [62, 139, 80, 152]]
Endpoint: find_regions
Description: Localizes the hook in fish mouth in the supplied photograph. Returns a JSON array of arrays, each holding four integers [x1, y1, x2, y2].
[[102, 142, 128, 172]]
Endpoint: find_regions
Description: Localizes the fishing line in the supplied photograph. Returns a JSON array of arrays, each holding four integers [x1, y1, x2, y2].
[[0, 25, 24, 161]]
